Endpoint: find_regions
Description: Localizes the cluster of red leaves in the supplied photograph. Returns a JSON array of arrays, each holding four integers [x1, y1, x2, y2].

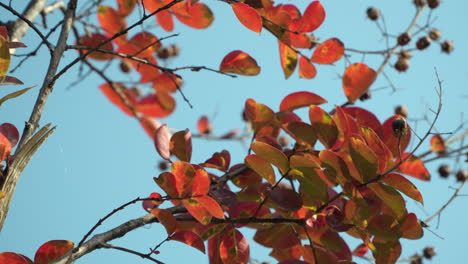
[[0, 240, 74, 264], [147, 90, 430, 264]]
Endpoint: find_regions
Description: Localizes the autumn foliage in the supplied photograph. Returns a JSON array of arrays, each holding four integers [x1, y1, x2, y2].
[[0, 0, 461, 264]]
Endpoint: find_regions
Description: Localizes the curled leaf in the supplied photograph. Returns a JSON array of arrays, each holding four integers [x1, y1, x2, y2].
[[342, 63, 377, 103], [220, 50, 260, 76], [154, 124, 171, 161]]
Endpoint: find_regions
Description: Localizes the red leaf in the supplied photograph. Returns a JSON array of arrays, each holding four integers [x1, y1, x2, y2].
[[283, 122, 317, 148], [183, 198, 212, 224], [300, 1, 326, 32], [99, 83, 136, 116], [220, 50, 260, 76], [244, 98, 274, 124], [171, 161, 196, 197], [430, 134, 446, 153], [352, 243, 369, 257], [138, 116, 161, 138], [298, 56, 317, 79], [170, 231, 205, 253], [309, 105, 338, 149], [34, 240, 74, 264], [342, 63, 377, 103], [383, 172, 423, 204], [278, 41, 297, 79], [154, 124, 171, 161], [381, 115, 411, 157], [154, 172, 179, 204], [342, 106, 382, 133], [128, 32, 161, 55], [0, 123, 19, 147], [231, 3, 262, 33], [0, 134, 12, 161], [311, 38, 344, 64], [152, 72, 181, 93], [194, 195, 225, 219], [158, 10, 175, 32], [201, 150, 231, 172], [192, 166, 210, 196], [220, 229, 250, 264], [117, 0, 137, 16], [151, 208, 177, 235], [77, 33, 114, 60], [136, 93, 175, 118], [197, 115, 211, 134], [97, 6, 127, 43], [280, 91, 327, 112], [397, 153, 430, 181], [245, 154, 276, 184], [170, 129, 192, 162], [173, 2, 214, 29], [0, 252, 33, 264], [142, 192, 162, 212], [268, 185, 303, 211]]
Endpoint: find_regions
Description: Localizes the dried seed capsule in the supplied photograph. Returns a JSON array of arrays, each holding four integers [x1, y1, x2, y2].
[[359, 90, 371, 101], [428, 28, 441, 40], [392, 117, 408, 137], [398, 50, 412, 59], [413, 0, 426, 7], [410, 254, 423, 264], [366, 7, 380, 21], [395, 58, 410, 72], [438, 164, 451, 178], [456, 170, 468, 183], [441, 40, 454, 54], [428, 0, 440, 8], [423, 246, 436, 259], [416, 36, 431, 50], [397, 32, 412, 46], [394, 105, 408, 117]]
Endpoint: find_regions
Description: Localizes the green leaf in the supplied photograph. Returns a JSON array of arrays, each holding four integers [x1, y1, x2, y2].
[[309, 105, 338, 149], [382, 172, 423, 205], [368, 182, 406, 219], [251, 141, 289, 174], [0, 86, 32, 107], [245, 154, 276, 184], [349, 137, 379, 183]]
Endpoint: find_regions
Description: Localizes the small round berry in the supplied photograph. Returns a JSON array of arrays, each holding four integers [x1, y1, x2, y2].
[[456, 170, 468, 183], [119, 61, 131, 73], [413, 0, 426, 7], [441, 40, 454, 54], [359, 90, 372, 101], [398, 50, 412, 59], [392, 117, 408, 137], [423, 246, 436, 259], [366, 7, 380, 21], [158, 161, 169, 171], [438, 164, 451, 178], [410, 254, 423, 264], [278, 136, 290, 147], [428, 0, 440, 8], [416, 36, 431, 50], [394, 105, 408, 117], [395, 58, 410, 72], [428, 28, 441, 41], [397, 32, 412, 46], [157, 47, 170, 59]]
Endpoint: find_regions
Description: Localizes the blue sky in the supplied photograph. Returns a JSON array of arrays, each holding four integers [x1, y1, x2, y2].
[[1, 0, 467, 263]]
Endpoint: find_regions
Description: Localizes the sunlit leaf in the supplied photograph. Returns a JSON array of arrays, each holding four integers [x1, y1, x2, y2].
[[342, 106, 381, 133], [383, 172, 423, 204], [154, 124, 171, 161], [300, 1, 325, 32], [430, 134, 446, 153], [34, 240, 74, 264], [232, 3, 262, 33], [319, 150, 352, 186], [128, 31, 161, 55], [399, 213, 423, 239], [251, 141, 289, 174], [77, 33, 114, 60], [136, 92, 175, 118], [397, 153, 430, 181], [280, 91, 327, 112], [173, 2, 214, 29], [138, 116, 161, 138], [368, 183, 406, 219], [0, 123, 19, 148], [220, 229, 250, 264], [0, 133, 12, 161], [245, 154, 276, 184], [349, 137, 379, 183], [244, 98, 274, 123], [99, 83, 136, 116], [117, 0, 137, 16], [193, 195, 225, 219], [220, 50, 260, 76], [0, 35, 10, 75], [197, 115, 211, 134], [142, 192, 162, 212], [311, 38, 344, 64], [171, 161, 196, 197], [309, 105, 338, 149], [152, 72, 181, 93], [201, 150, 231, 172], [97, 5, 127, 43], [0, 252, 33, 264], [157, 10, 175, 32], [298, 56, 317, 79], [283, 122, 317, 148], [151, 208, 177, 235], [381, 115, 411, 158], [360, 127, 393, 173], [278, 41, 297, 79], [192, 166, 210, 196], [154, 172, 179, 204], [342, 63, 377, 103], [170, 129, 192, 162], [171, 231, 206, 253]]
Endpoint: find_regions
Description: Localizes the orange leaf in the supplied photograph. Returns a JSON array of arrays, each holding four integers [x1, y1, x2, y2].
[[231, 3, 262, 33], [171, 231, 206, 253], [220, 229, 250, 264], [152, 72, 181, 93], [171, 161, 196, 197], [298, 56, 317, 79], [309, 105, 338, 149], [201, 150, 231, 172], [98, 83, 136, 116], [360, 127, 393, 173], [194, 195, 225, 219], [368, 183, 406, 219], [311, 38, 344, 64], [139, 116, 161, 138], [173, 2, 214, 29], [280, 91, 327, 112], [278, 41, 297, 79], [192, 166, 210, 195], [244, 98, 274, 123], [154, 172, 180, 204], [97, 6, 127, 43], [251, 141, 289, 174], [197, 115, 211, 134], [170, 129, 192, 162], [245, 154, 276, 184], [342, 106, 382, 134], [77, 33, 114, 60], [128, 32, 161, 55], [383, 172, 423, 204], [151, 208, 177, 235], [117, 0, 137, 16], [136, 92, 175, 118], [300, 1, 325, 32], [220, 50, 260, 76], [430, 134, 446, 153], [342, 63, 377, 103], [157, 10, 175, 32], [397, 153, 430, 181], [0, 35, 10, 75], [399, 213, 423, 239], [34, 240, 74, 264], [183, 198, 212, 224], [0, 252, 32, 264]]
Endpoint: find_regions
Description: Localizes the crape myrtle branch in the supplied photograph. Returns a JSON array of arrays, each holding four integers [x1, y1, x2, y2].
[[0, 0, 77, 232], [99, 243, 165, 264]]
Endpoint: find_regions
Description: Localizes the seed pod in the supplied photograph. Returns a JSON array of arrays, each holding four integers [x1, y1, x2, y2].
[[423, 246, 436, 259], [410, 254, 423, 264], [441, 40, 454, 54], [413, 0, 426, 7], [394, 105, 408, 117], [366, 7, 380, 21], [359, 90, 372, 101], [395, 58, 410, 72], [416, 36, 431, 50], [428, 0, 440, 8], [438, 164, 451, 178], [119, 60, 131, 73], [397, 32, 412, 46], [398, 50, 412, 59], [391, 117, 408, 137], [278, 136, 289, 147], [456, 170, 468, 183], [158, 161, 169, 171], [428, 28, 441, 40]]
